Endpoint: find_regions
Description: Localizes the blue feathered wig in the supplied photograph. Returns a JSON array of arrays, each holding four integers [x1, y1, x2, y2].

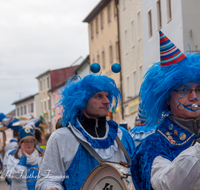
[[57, 74, 121, 126], [140, 53, 200, 126]]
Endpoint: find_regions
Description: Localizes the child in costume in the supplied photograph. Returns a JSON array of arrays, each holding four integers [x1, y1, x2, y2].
[[131, 31, 200, 190]]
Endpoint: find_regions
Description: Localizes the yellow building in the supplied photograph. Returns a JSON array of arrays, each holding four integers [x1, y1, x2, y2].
[[83, 0, 123, 124]]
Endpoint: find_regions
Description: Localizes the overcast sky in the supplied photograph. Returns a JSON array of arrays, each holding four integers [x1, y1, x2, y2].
[[0, 0, 100, 114]]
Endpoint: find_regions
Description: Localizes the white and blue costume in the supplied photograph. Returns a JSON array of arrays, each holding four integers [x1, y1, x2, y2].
[[4, 127, 43, 190], [129, 125, 156, 147], [36, 119, 135, 190], [4, 148, 42, 190], [36, 74, 135, 190]]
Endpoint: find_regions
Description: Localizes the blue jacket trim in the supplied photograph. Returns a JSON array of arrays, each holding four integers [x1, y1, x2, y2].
[[18, 155, 27, 166], [9, 149, 17, 155], [74, 119, 118, 148]]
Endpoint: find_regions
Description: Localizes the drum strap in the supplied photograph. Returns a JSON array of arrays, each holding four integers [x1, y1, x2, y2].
[[67, 127, 131, 164], [115, 136, 131, 163]]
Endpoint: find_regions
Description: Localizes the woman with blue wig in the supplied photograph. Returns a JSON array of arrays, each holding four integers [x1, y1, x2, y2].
[[131, 31, 200, 190], [36, 74, 135, 190]]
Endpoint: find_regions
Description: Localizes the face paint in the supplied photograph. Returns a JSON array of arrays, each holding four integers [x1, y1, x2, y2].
[[177, 97, 183, 110]]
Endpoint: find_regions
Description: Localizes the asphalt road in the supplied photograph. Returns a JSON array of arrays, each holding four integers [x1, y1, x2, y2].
[[0, 177, 10, 190]]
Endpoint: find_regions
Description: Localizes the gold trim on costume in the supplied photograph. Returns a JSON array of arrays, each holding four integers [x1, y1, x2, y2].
[[158, 129, 195, 145]]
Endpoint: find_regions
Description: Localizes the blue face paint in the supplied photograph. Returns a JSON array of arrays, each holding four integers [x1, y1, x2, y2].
[[194, 97, 198, 101], [183, 104, 200, 112], [177, 97, 183, 110]]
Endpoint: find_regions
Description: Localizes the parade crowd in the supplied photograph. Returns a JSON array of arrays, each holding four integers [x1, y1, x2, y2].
[[1, 31, 200, 190]]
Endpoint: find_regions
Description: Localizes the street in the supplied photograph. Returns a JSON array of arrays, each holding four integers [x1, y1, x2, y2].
[[0, 176, 10, 190]]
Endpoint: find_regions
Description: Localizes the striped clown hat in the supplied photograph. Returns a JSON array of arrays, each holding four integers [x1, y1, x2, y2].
[[159, 31, 186, 67]]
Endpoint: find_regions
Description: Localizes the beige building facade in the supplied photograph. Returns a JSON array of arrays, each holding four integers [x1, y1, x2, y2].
[[119, 0, 144, 130], [83, 0, 122, 124], [36, 72, 52, 132]]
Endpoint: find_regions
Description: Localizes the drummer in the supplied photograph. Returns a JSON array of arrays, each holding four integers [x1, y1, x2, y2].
[[36, 74, 135, 190], [131, 31, 200, 189]]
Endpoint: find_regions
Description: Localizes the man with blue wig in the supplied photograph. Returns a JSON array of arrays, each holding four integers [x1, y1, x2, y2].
[[131, 31, 200, 190], [36, 74, 135, 190]]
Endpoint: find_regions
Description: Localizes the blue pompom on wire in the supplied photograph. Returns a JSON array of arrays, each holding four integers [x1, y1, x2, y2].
[[90, 63, 101, 73], [111, 63, 121, 73]]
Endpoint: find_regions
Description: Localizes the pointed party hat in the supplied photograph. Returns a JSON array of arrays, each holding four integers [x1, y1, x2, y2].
[[159, 31, 186, 67]]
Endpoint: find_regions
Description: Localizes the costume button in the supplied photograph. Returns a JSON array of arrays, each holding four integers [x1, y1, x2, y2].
[[165, 132, 170, 136], [168, 135, 173, 140], [170, 139, 176, 144], [174, 130, 178, 136], [179, 133, 186, 141], [168, 124, 173, 130]]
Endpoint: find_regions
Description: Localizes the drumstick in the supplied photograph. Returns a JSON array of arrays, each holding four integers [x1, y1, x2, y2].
[[102, 160, 130, 168]]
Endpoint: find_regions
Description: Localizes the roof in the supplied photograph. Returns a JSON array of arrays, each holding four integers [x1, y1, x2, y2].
[[74, 55, 90, 74], [48, 80, 67, 92], [49, 65, 78, 89], [12, 93, 38, 105], [6, 109, 16, 117], [36, 70, 50, 79], [83, 0, 111, 23]]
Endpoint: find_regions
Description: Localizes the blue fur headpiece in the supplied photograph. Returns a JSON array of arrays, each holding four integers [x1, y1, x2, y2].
[[140, 53, 200, 126], [57, 74, 121, 126]]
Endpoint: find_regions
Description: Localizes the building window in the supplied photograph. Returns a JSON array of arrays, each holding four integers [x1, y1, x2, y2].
[[21, 106, 23, 115], [40, 80, 42, 91], [139, 65, 143, 85], [91, 22, 94, 39], [41, 102, 43, 112], [109, 45, 113, 64], [114, 3, 117, 17], [92, 57, 95, 63], [47, 76, 50, 89], [43, 78, 45, 90], [156, 0, 162, 30], [125, 29, 128, 55], [127, 76, 130, 98], [100, 12, 104, 30], [166, 0, 172, 22], [102, 51, 105, 69], [44, 101, 46, 111], [107, 3, 111, 23], [131, 20, 135, 48], [96, 17, 98, 34], [115, 41, 119, 60], [148, 9, 153, 39], [24, 105, 27, 115], [17, 108, 19, 116], [137, 11, 141, 41], [28, 104, 30, 113], [97, 54, 100, 65], [133, 71, 137, 96], [31, 103, 34, 113], [48, 99, 51, 110]]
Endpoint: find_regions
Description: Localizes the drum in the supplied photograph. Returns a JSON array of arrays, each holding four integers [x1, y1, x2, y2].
[[81, 163, 135, 190]]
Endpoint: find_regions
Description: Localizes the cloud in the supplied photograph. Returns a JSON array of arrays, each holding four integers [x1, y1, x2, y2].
[[0, 0, 100, 114]]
